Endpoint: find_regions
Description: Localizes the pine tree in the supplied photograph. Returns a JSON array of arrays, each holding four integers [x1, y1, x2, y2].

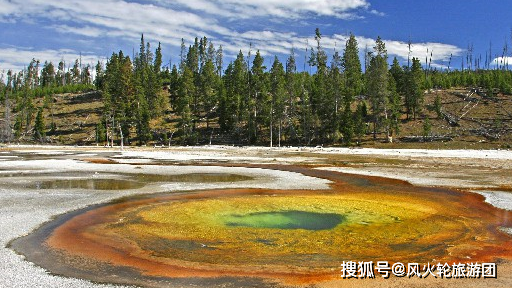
[[299, 71, 314, 145], [404, 58, 424, 120], [343, 33, 363, 103], [26, 59, 40, 89], [366, 37, 390, 140], [118, 54, 134, 143], [219, 63, 233, 132], [81, 64, 92, 85], [309, 28, 329, 143], [339, 33, 363, 144], [94, 61, 104, 90], [434, 94, 442, 118], [71, 59, 80, 84], [103, 51, 135, 145], [269, 56, 285, 147], [19, 64, 37, 135], [200, 59, 218, 130], [34, 107, 45, 142], [387, 74, 401, 137], [179, 38, 186, 73], [95, 121, 106, 145], [215, 45, 223, 76], [250, 50, 267, 143], [354, 102, 367, 144], [151, 42, 167, 117], [340, 102, 354, 144], [329, 50, 346, 143], [169, 64, 179, 109], [207, 41, 216, 63], [199, 36, 207, 70], [136, 94, 151, 145], [422, 117, 432, 140], [184, 40, 201, 131], [57, 60, 66, 86], [40, 61, 56, 87], [154, 42, 163, 78], [176, 67, 195, 143], [389, 57, 404, 95], [226, 51, 248, 140], [285, 49, 300, 143]]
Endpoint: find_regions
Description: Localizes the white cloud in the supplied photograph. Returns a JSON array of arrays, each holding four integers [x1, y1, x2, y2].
[[376, 39, 463, 67], [159, 0, 371, 20], [0, 0, 460, 71], [0, 47, 103, 72], [369, 9, 386, 17], [0, 0, 233, 46], [0, 0, 17, 22], [51, 25, 105, 38], [491, 56, 512, 68], [232, 0, 370, 19], [0, 0, 375, 46]]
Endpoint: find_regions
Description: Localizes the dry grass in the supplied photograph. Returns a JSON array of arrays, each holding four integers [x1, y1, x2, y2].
[[1, 87, 511, 148]]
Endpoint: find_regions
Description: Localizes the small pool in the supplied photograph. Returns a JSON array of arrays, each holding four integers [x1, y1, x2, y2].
[[132, 173, 253, 183], [32, 179, 145, 190], [224, 210, 345, 230]]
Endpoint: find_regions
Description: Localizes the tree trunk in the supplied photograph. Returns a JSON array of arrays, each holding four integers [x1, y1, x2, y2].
[[373, 117, 377, 140], [278, 119, 281, 147], [111, 116, 114, 147], [270, 101, 273, 147], [384, 105, 390, 142], [118, 123, 124, 151]]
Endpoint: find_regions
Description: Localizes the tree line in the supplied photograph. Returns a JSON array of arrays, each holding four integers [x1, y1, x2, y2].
[[1, 57, 94, 142], [2, 29, 512, 146]]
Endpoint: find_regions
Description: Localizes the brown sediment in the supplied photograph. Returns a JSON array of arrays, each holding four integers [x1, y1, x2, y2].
[[16, 165, 512, 287], [477, 185, 512, 192], [82, 158, 119, 164]]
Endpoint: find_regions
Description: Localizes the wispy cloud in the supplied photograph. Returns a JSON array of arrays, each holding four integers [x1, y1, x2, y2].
[[0, 0, 375, 43], [51, 25, 105, 38], [158, 0, 372, 20], [369, 9, 386, 17], [0, 0, 232, 45]]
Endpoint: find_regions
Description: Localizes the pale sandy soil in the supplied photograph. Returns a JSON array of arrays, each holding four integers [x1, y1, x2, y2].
[[0, 145, 511, 287]]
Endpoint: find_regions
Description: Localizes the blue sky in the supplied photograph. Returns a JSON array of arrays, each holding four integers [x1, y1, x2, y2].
[[0, 0, 511, 73]]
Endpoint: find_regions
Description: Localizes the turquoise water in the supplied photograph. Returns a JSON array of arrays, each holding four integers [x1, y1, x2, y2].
[[224, 211, 345, 230]]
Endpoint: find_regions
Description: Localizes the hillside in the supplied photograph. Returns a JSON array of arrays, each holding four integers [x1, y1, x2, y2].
[[1, 87, 511, 149], [0, 92, 103, 145], [388, 88, 512, 149]]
